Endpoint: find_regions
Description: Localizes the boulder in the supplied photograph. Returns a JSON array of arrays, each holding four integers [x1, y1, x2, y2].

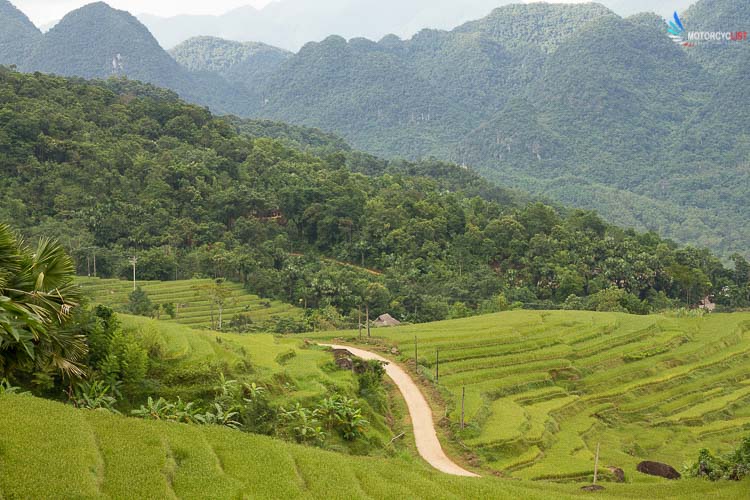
[[581, 484, 605, 492], [636, 461, 681, 480], [607, 466, 625, 482]]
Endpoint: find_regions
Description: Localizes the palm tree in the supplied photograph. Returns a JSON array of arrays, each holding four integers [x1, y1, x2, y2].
[[0, 224, 86, 380]]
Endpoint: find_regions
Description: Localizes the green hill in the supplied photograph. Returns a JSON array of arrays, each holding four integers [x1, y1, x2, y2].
[[0, 0, 41, 64], [170, 36, 290, 95], [3, 0, 749, 257], [1, 393, 748, 498], [20, 2, 251, 115], [4, 68, 743, 325], [312, 310, 750, 480], [0, 312, 750, 499], [78, 278, 302, 330]]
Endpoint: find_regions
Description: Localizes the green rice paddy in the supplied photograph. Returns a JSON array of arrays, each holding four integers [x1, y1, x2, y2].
[[312, 310, 750, 483], [78, 277, 301, 329], [1, 394, 747, 499]]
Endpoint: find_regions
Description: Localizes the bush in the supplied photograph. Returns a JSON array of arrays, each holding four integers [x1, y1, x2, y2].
[[127, 287, 155, 317], [686, 435, 750, 481]]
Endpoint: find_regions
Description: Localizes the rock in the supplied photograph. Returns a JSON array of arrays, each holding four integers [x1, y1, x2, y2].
[[391, 347, 400, 355], [581, 484, 605, 492], [607, 466, 625, 482], [636, 461, 681, 480]]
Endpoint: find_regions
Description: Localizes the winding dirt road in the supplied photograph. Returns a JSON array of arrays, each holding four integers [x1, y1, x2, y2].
[[322, 344, 479, 477]]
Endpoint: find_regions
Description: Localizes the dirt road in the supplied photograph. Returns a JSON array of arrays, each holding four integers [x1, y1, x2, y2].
[[321, 344, 479, 477]]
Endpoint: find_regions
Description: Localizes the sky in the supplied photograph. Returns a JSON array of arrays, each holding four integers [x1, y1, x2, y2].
[[12, 0, 277, 25], [12, 0, 691, 29]]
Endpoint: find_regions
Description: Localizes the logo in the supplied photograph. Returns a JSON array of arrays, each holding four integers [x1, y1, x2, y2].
[[667, 11, 748, 48], [667, 12, 694, 47]]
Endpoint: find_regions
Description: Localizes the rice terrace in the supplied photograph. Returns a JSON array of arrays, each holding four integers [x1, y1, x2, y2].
[[314, 311, 750, 484], [2, 0, 750, 498]]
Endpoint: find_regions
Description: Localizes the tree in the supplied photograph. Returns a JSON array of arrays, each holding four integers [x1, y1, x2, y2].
[[363, 283, 390, 337], [194, 279, 235, 330], [0, 224, 86, 381], [127, 287, 154, 317]]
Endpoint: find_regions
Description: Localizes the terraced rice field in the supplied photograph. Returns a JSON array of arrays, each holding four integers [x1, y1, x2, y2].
[[1, 394, 747, 499], [118, 315, 357, 406], [313, 311, 750, 483], [78, 277, 301, 329]]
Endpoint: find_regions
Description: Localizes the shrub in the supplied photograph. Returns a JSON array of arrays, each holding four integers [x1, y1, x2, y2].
[[686, 435, 750, 481], [71, 380, 120, 413], [127, 287, 155, 317]]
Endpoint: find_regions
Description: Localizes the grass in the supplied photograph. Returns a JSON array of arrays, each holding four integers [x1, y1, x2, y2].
[[310, 310, 750, 483], [77, 277, 301, 329], [119, 314, 395, 433], [1, 394, 748, 499]]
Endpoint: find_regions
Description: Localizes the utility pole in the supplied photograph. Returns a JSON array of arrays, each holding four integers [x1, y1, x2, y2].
[[129, 256, 138, 291], [460, 386, 466, 430], [366, 303, 371, 338], [435, 348, 439, 384], [358, 306, 362, 340], [593, 442, 601, 485], [414, 336, 418, 374]]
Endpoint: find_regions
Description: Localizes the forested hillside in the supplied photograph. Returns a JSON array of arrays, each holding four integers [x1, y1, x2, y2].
[[2, 68, 749, 328], [2, 0, 748, 258], [0, 1, 252, 115], [234, 0, 750, 258], [170, 37, 290, 96], [0, 0, 40, 63]]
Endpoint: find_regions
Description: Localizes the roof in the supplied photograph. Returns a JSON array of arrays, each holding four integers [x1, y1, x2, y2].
[[374, 313, 401, 327]]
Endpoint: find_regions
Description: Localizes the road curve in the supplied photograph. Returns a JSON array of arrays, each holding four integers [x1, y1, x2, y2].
[[321, 344, 479, 477]]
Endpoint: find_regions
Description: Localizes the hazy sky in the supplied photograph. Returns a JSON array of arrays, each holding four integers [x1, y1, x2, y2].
[[13, 0, 688, 28], [13, 0, 277, 25]]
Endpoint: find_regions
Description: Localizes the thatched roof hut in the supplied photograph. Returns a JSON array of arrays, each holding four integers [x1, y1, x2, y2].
[[373, 313, 401, 327]]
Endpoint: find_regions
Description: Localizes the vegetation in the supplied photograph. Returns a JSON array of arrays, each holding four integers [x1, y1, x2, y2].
[[0, 223, 86, 383], [239, 0, 750, 259], [169, 36, 290, 94], [78, 277, 302, 331], [2, 393, 749, 498], [3, 0, 749, 258], [312, 310, 750, 481], [2, 68, 745, 329], [686, 434, 750, 481]]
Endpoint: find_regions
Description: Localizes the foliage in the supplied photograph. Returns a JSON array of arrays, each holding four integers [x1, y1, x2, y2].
[[127, 287, 155, 317], [1, 68, 740, 326], [316, 394, 370, 441], [0, 223, 86, 382], [70, 380, 120, 413], [686, 435, 750, 481], [0, 378, 26, 395], [279, 402, 326, 445]]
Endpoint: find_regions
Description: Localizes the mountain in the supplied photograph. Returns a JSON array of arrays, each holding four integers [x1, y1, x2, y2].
[[139, 0, 698, 51], [0, 0, 41, 65], [141, 0, 516, 51], [2, 0, 748, 258], [14, 2, 251, 115], [170, 36, 290, 93], [0, 68, 735, 323], [248, 3, 613, 160], [682, 0, 750, 75], [228, 0, 748, 258]]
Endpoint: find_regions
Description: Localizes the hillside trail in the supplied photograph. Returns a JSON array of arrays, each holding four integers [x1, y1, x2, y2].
[[320, 344, 479, 477]]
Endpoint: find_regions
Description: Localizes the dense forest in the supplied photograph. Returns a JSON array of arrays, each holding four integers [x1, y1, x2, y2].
[[2, 69, 749, 330], [1, 0, 748, 259]]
